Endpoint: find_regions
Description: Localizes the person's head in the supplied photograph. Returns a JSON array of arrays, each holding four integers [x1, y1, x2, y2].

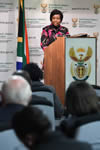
[[12, 106, 51, 149], [65, 81, 100, 116], [1, 75, 32, 106], [12, 70, 32, 86], [50, 9, 63, 26], [22, 62, 43, 82]]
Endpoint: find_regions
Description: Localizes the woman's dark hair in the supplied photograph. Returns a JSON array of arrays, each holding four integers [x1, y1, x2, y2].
[[12, 106, 51, 140], [22, 62, 43, 81], [50, 9, 63, 22], [65, 81, 100, 116]]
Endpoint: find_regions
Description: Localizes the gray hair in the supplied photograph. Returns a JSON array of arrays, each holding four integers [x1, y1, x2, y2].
[[1, 75, 32, 106]]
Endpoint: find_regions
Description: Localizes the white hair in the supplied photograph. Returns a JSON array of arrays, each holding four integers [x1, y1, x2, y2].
[[1, 75, 32, 106]]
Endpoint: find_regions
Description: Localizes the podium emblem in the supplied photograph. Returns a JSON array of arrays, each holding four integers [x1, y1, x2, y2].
[[69, 47, 92, 81]]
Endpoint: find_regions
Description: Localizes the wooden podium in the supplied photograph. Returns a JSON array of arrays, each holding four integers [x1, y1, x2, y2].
[[44, 37, 65, 104], [44, 37, 97, 105]]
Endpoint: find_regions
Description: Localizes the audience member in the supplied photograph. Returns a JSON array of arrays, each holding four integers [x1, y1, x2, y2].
[[12, 70, 53, 113], [12, 106, 92, 150], [65, 81, 100, 117], [22, 62, 64, 118], [60, 81, 100, 149], [0, 75, 32, 124]]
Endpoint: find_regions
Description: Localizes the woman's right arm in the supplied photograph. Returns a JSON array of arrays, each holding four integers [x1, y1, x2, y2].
[[40, 29, 49, 51]]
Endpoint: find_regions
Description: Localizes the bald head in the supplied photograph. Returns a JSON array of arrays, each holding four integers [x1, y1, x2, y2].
[[1, 76, 32, 106]]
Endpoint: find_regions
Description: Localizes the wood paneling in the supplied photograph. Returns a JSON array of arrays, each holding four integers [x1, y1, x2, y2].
[[44, 37, 65, 104]]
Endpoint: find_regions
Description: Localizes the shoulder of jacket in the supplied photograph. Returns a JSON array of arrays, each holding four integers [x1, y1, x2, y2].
[[43, 25, 50, 30], [61, 26, 68, 31]]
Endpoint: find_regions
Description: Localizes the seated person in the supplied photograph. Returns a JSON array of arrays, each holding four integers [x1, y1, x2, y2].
[[0, 75, 32, 129], [12, 70, 55, 126], [60, 81, 100, 150], [12, 106, 92, 150], [22, 62, 64, 119]]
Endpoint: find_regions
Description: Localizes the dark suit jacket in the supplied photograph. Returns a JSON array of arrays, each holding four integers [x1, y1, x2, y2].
[[34, 131, 92, 150], [0, 104, 24, 131], [60, 113, 100, 138]]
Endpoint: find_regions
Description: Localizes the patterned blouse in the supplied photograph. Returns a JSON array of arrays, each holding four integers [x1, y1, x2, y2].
[[40, 24, 69, 50]]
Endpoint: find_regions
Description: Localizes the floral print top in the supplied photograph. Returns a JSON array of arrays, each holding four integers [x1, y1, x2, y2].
[[40, 24, 69, 50]]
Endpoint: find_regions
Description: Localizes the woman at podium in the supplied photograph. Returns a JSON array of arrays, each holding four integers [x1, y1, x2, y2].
[[41, 9, 70, 50]]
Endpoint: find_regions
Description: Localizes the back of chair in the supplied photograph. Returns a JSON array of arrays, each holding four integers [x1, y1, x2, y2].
[[92, 84, 100, 97], [32, 91, 54, 106], [76, 121, 100, 150], [0, 129, 28, 150], [32, 91, 55, 130], [33, 104, 55, 131]]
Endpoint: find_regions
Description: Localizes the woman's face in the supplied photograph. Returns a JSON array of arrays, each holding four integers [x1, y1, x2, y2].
[[51, 14, 61, 26]]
